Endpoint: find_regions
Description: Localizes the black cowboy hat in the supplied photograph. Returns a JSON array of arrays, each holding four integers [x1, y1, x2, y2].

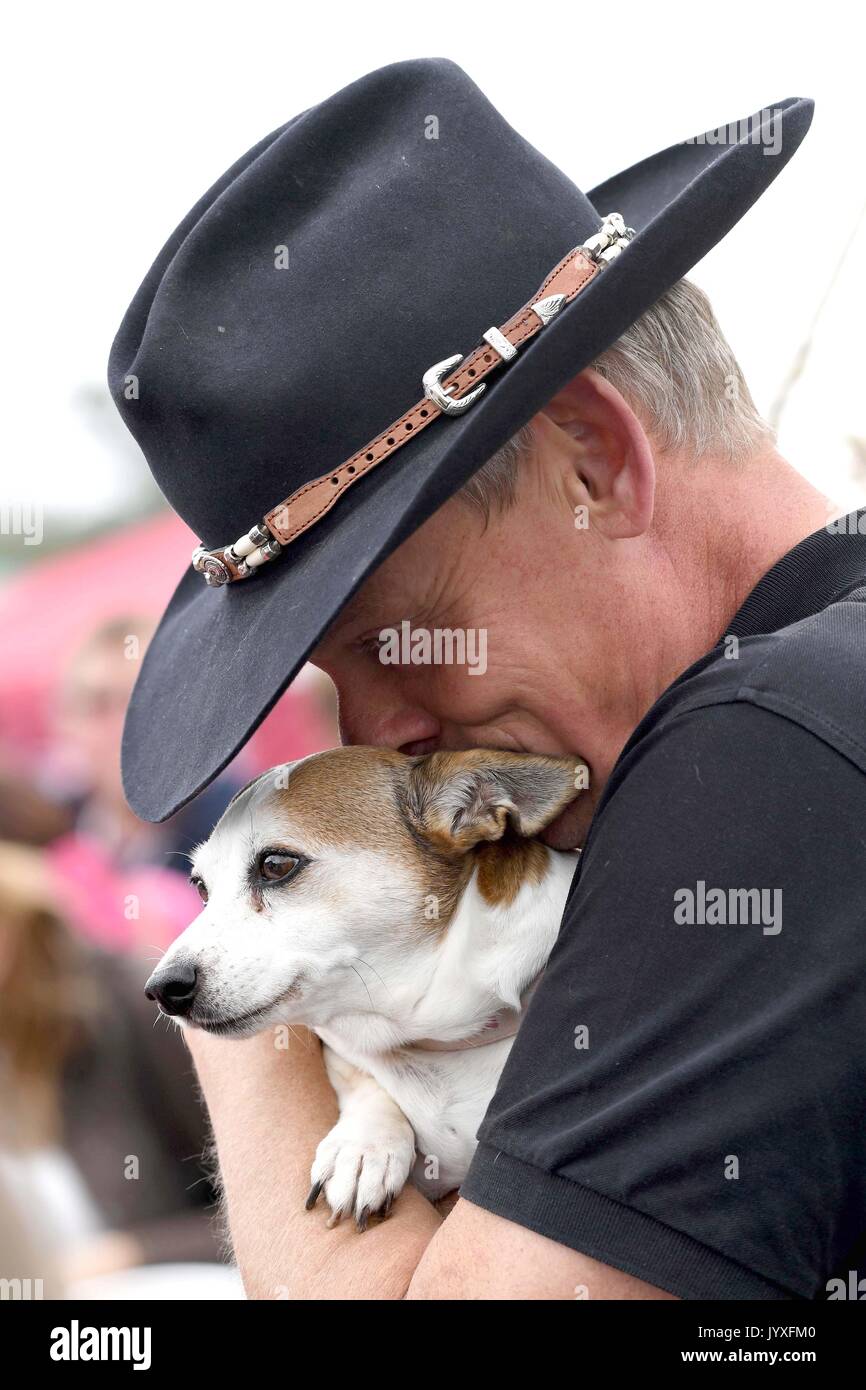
[[109, 58, 813, 821]]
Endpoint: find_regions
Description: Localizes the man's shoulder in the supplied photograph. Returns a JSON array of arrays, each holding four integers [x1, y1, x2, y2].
[[651, 583, 866, 776]]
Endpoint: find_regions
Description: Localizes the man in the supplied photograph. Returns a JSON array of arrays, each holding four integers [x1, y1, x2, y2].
[[109, 60, 866, 1298]]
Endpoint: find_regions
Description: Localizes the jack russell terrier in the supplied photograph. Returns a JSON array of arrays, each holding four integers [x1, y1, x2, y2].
[[145, 747, 584, 1228]]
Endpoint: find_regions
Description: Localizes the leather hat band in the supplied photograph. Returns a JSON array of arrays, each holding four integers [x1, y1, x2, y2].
[[191, 213, 632, 588]]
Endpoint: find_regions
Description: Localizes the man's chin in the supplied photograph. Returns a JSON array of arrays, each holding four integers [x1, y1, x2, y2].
[[541, 793, 596, 851]]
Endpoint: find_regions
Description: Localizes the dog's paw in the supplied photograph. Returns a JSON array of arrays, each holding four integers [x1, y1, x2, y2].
[[306, 1108, 416, 1230]]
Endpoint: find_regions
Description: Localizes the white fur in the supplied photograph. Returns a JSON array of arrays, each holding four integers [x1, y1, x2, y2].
[[316, 853, 576, 1200]]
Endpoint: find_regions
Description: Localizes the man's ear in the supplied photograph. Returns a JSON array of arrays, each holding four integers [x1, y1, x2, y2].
[[537, 368, 655, 540], [402, 749, 588, 852]]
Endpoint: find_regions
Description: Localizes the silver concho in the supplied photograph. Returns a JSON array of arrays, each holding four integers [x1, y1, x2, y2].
[[192, 546, 231, 587], [202, 555, 231, 587]]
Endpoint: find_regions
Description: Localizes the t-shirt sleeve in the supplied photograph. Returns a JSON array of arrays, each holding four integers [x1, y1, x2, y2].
[[460, 701, 866, 1300]]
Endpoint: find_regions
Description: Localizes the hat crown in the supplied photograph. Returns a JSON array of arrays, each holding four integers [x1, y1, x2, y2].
[[109, 58, 597, 545]]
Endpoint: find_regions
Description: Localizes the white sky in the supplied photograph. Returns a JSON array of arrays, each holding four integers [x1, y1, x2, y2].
[[4, 0, 865, 533]]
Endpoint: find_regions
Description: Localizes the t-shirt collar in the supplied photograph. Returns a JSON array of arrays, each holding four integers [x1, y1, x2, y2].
[[727, 508, 866, 640]]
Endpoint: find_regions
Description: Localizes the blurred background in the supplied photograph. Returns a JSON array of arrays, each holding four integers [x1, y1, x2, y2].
[[1, 0, 863, 1299]]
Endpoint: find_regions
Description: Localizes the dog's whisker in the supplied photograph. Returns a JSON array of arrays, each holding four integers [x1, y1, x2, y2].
[[287, 1025, 315, 1051], [347, 962, 375, 1010], [354, 956, 395, 1005]]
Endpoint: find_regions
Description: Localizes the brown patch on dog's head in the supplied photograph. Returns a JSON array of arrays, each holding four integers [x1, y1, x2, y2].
[[252, 747, 473, 931], [269, 746, 412, 852]]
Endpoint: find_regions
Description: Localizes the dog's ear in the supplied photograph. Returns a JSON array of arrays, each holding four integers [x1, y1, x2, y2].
[[403, 750, 588, 851]]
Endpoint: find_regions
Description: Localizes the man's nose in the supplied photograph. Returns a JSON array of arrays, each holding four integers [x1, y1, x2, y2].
[[339, 695, 442, 751], [145, 960, 198, 1017]]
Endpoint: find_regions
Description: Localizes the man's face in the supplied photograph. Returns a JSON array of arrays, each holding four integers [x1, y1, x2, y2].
[[312, 443, 686, 850]]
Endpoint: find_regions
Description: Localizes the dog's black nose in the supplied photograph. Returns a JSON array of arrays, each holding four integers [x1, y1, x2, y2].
[[145, 962, 198, 1017]]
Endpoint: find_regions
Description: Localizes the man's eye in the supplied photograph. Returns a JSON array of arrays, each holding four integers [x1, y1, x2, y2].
[[259, 852, 301, 884], [192, 877, 208, 904], [357, 633, 387, 658]]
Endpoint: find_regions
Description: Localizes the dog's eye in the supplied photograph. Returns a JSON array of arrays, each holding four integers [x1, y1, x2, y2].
[[191, 877, 208, 904], [259, 852, 300, 884]]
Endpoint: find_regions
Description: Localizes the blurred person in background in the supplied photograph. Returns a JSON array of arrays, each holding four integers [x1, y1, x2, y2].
[[56, 616, 237, 871], [46, 616, 241, 953], [0, 843, 222, 1285]]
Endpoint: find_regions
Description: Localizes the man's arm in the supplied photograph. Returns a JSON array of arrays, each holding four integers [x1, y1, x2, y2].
[[405, 1200, 676, 1299], [187, 1027, 673, 1299], [187, 1026, 439, 1300]]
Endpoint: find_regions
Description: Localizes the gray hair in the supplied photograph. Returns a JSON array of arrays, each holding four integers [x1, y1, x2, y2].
[[459, 278, 773, 519]]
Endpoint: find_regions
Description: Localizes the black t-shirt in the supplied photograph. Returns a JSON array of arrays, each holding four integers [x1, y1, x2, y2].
[[461, 510, 866, 1300]]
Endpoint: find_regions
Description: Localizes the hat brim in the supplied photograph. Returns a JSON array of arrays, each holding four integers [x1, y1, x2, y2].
[[123, 96, 813, 821]]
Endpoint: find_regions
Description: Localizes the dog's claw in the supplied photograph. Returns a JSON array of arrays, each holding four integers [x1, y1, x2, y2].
[[309, 1109, 415, 1232], [305, 1179, 325, 1211]]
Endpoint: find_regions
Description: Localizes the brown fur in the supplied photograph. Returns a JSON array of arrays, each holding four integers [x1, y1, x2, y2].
[[474, 836, 550, 907]]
